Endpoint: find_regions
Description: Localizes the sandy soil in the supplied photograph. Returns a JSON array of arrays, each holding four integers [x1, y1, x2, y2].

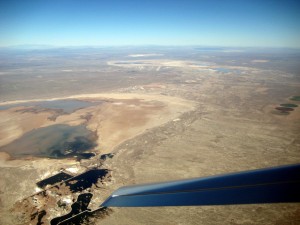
[[0, 109, 53, 147], [0, 93, 195, 160], [0, 92, 195, 224], [0, 56, 300, 224]]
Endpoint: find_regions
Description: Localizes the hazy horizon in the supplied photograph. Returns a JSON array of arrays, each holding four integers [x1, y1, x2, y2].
[[1, 44, 300, 51]]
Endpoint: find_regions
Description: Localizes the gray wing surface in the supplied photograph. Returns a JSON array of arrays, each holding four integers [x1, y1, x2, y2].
[[101, 163, 300, 207]]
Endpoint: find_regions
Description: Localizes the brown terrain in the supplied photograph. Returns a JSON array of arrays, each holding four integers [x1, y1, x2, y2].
[[0, 51, 300, 225]]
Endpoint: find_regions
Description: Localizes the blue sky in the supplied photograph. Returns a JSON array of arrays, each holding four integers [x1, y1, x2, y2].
[[0, 0, 299, 48]]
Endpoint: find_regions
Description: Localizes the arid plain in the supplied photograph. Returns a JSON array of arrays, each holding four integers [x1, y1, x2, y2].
[[0, 47, 300, 224]]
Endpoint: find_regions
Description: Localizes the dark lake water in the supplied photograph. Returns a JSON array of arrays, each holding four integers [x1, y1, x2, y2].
[[100, 153, 114, 160], [38, 169, 108, 225], [36, 172, 73, 189], [76, 152, 96, 160], [50, 193, 93, 225], [0, 99, 98, 113], [0, 124, 97, 158], [280, 103, 298, 108], [64, 169, 109, 193], [290, 96, 300, 101], [275, 107, 294, 112]]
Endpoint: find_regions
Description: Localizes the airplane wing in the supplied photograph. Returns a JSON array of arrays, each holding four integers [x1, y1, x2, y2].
[[101, 163, 300, 207]]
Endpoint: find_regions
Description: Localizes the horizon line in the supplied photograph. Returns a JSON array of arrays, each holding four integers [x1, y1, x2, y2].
[[1, 44, 300, 50]]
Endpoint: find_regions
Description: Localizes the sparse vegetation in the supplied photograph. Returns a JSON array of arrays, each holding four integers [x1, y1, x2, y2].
[[1, 47, 300, 225]]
